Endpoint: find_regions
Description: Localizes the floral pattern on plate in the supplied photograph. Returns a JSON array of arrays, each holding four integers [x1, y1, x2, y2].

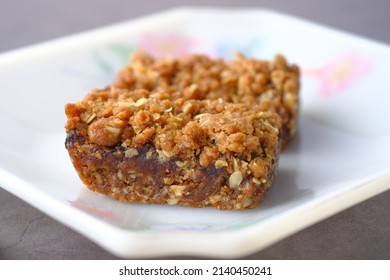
[[304, 52, 372, 96]]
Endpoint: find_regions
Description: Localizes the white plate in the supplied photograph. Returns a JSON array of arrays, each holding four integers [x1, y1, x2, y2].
[[1, 7, 390, 258]]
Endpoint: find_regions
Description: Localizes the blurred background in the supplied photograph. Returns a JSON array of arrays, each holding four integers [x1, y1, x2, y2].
[[1, 0, 390, 52], [0, 0, 389, 259]]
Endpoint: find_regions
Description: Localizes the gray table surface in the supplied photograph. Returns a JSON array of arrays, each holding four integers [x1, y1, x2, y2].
[[1, 0, 389, 260]]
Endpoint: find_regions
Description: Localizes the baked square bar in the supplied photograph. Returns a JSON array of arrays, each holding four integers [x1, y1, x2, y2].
[[114, 51, 299, 149], [65, 88, 281, 210]]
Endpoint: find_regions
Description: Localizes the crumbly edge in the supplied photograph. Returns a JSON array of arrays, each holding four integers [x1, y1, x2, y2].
[[113, 51, 299, 149], [65, 88, 281, 210], [65, 134, 278, 209]]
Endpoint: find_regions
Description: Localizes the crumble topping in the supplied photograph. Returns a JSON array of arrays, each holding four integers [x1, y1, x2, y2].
[[114, 51, 299, 148]]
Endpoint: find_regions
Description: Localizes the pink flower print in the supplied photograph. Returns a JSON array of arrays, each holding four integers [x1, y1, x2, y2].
[[305, 52, 372, 96], [68, 200, 116, 220], [138, 32, 197, 58]]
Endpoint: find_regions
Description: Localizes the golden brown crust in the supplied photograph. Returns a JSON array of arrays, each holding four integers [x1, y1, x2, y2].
[[65, 87, 281, 210], [114, 51, 299, 149]]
